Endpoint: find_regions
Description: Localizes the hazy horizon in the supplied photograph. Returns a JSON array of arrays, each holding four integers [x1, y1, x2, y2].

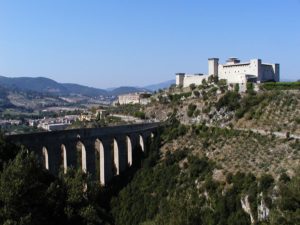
[[1, 1, 299, 88]]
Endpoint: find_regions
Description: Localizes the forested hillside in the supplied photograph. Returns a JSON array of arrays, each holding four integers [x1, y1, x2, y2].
[[0, 80, 299, 225], [110, 121, 300, 225]]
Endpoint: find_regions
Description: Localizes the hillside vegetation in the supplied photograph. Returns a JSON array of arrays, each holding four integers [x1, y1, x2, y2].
[[145, 81, 300, 136], [111, 121, 300, 225], [1, 80, 299, 225]]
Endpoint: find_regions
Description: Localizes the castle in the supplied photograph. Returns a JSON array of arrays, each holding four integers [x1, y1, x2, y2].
[[176, 58, 280, 87]]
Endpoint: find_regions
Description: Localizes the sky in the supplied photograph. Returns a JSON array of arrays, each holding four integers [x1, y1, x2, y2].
[[0, 0, 299, 88]]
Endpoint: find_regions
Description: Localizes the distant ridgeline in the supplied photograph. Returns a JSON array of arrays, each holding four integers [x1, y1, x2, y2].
[[0, 76, 151, 97]]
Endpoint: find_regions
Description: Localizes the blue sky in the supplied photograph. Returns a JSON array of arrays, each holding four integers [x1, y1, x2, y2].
[[0, 0, 299, 88]]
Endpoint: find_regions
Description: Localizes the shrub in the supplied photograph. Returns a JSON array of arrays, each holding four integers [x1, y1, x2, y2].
[[189, 83, 196, 90], [246, 82, 255, 95], [193, 90, 200, 97], [259, 174, 274, 191], [187, 104, 197, 117], [134, 111, 146, 119], [216, 91, 241, 111]]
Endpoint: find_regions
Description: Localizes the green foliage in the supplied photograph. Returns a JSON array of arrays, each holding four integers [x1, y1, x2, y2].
[[188, 155, 213, 179], [216, 91, 241, 111], [168, 92, 192, 103], [0, 134, 19, 170], [0, 147, 110, 225], [187, 103, 197, 117], [270, 170, 300, 224], [107, 104, 142, 117], [234, 83, 240, 93], [235, 91, 278, 119], [262, 82, 300, 90], [111, 147, 255, 225], [193, 90, 200, 97], [134, 111, 146, 119], [259, 174, 274, 192], [217, 79, 227, 86], [162, 119, 188, 142], [189, 83, 196, 90], [246, 82, 255, 95]]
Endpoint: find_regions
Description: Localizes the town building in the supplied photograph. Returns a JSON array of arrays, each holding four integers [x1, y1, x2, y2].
[[176, 58, 280, 87], [117, 93, 151, 105]]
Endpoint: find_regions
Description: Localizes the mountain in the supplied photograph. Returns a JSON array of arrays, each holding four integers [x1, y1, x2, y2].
[[0, 75, 174, 97], [109, 86, 149, 96], [0, 76, 107, 97], [0, 76, 68, 94], [62, 83, 107, 96], [143, 79, 175, 91]]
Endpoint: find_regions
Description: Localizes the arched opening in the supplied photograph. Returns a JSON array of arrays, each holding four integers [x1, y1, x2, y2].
[[113, 138, 120, 175], [61, 144, 67, 174], [139, 134, 145, 152], [42, 147, 49, 170], [95, 139, 105, 185], [151, 132, 155, 140], [126, 136, 132, 166], [76, 141, 87, 172]]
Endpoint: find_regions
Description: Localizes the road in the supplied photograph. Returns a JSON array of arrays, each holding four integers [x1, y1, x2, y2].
[[234, 127, 300, 140]]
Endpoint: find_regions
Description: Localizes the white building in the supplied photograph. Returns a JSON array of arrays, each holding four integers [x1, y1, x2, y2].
[[118, 93, 151, 105], [176, 58, 279, 87]]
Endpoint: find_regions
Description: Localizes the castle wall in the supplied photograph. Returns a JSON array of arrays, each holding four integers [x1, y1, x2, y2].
[[182, 74, 210, 87], [218, 59, 260, 84]]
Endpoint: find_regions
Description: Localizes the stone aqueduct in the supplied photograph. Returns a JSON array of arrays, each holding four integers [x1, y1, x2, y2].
[[6, 123, 160, 185]]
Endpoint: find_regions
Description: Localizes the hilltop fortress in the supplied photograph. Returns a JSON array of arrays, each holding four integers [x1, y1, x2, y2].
[[176, 58, 280, 88]]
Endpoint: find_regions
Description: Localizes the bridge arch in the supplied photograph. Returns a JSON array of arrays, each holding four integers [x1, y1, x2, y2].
[[151, 132, 155, 139], [95, 139, 105, 185], [60, 144, 67, 174], [42, 147, 49, 170], [113, 138, 120, 175], [126, 136, 133, 166], [76, 141, 87, 173], [139, 134, 145, 152]]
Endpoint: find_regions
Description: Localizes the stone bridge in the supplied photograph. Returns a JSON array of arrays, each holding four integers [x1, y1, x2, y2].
[[6, 123, 161, 185]]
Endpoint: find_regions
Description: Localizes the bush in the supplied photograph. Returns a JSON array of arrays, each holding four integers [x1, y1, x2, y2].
[[246, 82, 255, 94], [187, 104, 197, 117], [216, 91, 241, 111], [193, 90, 200, 97], [259, 174, 274, 191], [134, 111, 146, 119], [189, 83, 196, 90]]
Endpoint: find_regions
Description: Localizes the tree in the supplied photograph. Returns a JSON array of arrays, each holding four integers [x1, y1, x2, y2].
[[0, 133, 19, 170], [189, 83, 196, 91], [193, 90, 200, 98], [0, 148, 110, 225], [0, 151, 59, 225], [234, 84, 239, 93]]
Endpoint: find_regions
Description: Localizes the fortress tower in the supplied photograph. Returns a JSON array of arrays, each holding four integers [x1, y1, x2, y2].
[[208, 58, 219, 76]]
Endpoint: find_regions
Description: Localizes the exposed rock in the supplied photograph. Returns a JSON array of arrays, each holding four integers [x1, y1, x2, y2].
[[257, 192, 270, 222], [241, 195, 255, 224]]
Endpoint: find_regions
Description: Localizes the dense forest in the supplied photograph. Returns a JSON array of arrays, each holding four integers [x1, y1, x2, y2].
[[0, 121, 299, 225]]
